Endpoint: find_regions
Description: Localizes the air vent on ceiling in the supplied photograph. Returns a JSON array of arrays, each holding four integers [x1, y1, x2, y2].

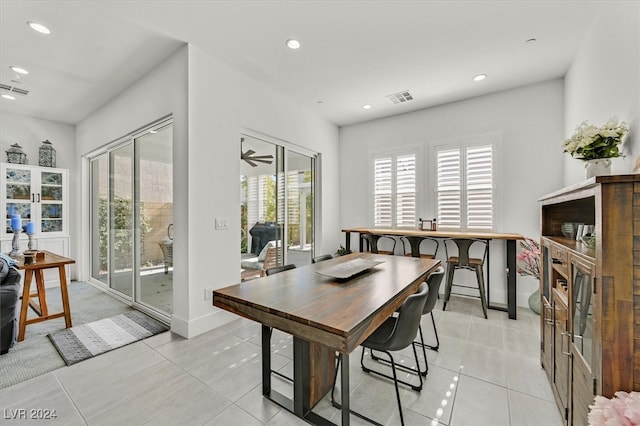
[[0, 83, 29, 96], [386, 90, 413, 104]]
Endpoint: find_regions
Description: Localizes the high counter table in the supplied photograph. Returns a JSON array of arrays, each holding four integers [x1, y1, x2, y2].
[[342, 228, 524, 319]]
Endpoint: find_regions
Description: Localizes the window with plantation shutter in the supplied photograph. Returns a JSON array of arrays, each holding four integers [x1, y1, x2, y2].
[[436, 148, 462, 228], [466, 145, 493, 229], [435, 142, 494, 230], [372, 151, 417, 228]]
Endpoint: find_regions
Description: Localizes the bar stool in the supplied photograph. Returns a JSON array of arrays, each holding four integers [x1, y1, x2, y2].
[[442, 238, 489, 319], [362, 233, 397, 255], [400, 236, 439, 258]]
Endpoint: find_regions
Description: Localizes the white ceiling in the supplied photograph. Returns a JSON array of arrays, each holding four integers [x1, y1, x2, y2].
[[0, 1, 606, 127]]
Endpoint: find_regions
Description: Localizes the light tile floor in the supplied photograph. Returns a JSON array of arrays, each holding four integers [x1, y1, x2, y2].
[[0, 296, 563, 426]]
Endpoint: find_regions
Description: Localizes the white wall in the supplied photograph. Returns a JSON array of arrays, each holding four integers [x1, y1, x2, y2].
[[564, 1, 640, 184], [339, 80, 565, 307], [185, 45, 339, 336], [75, 45, 340, 337], [0, 111, 77, 276]]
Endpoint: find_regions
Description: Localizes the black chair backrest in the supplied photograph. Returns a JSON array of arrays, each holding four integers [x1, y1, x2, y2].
[[423, 266, 445, 315], [401, 236, 439, 258], [312, 254, 333, 263], [385, 282, 429, 351], [265, 264, 296, 276], [444, 238, 488, 267], [362, 234, 396, 254]]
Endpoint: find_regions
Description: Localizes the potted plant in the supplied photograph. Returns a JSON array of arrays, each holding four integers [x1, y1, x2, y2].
[[335, 244, 352, 256], [563, 118, 629, 178]]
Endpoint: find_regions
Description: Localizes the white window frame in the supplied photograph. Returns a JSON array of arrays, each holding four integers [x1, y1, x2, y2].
[[369, 146, 421, 228], [433, 132, 499, 231]]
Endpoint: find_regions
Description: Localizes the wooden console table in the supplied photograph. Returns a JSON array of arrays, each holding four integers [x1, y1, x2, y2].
[[342, 227, 524, 319], [15, 251, 75, 341]]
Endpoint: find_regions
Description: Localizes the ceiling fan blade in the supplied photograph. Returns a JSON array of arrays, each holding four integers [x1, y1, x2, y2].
[[252, 158, 273, 164], [244, 159, 258, 167], [250, 155, 274, 160]]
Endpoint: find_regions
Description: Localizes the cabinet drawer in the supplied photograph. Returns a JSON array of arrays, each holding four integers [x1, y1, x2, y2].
[[551, 246, 567, 263]]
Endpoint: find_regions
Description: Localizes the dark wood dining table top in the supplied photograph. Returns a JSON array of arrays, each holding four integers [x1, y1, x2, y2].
[[213, 252, 441, 353]]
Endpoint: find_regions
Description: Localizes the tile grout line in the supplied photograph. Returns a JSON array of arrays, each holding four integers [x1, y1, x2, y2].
[[52, 371, 90, 425]]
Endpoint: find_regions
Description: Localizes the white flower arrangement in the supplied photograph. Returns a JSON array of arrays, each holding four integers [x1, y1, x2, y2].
[[588, 391, 640, 426], [563, 118, 628, 161]]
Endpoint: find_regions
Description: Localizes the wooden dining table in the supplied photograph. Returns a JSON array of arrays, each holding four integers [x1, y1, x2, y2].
[[213, 252, 441, 425], [342, 228, 524, 319]]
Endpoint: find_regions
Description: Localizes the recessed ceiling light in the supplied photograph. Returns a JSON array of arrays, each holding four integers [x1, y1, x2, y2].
[[27, 21, 51, 34], [1, 94, 16, 100], [473, 74, 487, 82], [10, 66, 29, 75], [362, 104, 372, 110], [286, 39, 301, 49]]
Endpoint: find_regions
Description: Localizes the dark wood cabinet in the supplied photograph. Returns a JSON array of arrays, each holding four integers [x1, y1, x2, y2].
[[539, 175, 639, 425]]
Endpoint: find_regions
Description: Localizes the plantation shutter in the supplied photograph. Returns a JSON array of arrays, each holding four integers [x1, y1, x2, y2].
[[373, 157, 393, 227], [396, 154, 416, 227], [247, 176, 258, 227], [436, 148, 461, 228], [466, 145, 493, 229], [287, 171, 300, 226]]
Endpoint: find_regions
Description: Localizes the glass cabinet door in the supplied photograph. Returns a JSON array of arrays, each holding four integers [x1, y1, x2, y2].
[[4, 167, 32, 233], [571, 255, 595, 369], [39, 171, 64, 233]]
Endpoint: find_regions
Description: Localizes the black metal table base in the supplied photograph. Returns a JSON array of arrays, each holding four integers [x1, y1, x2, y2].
[[262, 325, 351, 425]]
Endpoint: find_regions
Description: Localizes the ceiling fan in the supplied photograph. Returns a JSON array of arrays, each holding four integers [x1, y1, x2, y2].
[[241, 137, 274, 167]]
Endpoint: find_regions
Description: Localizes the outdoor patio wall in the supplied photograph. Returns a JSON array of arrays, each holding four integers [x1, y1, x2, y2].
[[563, 0, 639, 184], [76, 45, 340, 338], [339, 79, 565, 308]]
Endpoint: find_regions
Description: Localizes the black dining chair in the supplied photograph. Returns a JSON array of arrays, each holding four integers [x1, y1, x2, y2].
[[265, 264, 296, 276], [264, 263, 297, 382], [312, 254, 333, 263], [331, 282, 429, 426], [370, 266, 445, 378]]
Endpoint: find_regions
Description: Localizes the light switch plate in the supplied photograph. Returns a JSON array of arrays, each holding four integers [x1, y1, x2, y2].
[[215, 218, 229, 230]]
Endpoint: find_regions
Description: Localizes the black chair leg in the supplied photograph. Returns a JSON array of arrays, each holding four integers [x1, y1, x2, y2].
[[426, 313, 440, 351], [386, 350, 406, 426], [361, 345, 423, 391]]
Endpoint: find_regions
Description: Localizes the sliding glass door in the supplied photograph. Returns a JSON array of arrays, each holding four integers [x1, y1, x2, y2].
[[240, 134, 316, 280], [89, 119, 173, 318]]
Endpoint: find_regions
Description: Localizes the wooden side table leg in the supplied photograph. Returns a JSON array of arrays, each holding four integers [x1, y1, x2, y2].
[[18, 270, 34, 342], [58, 266, 72, 328], [35, 269, 49, 317]]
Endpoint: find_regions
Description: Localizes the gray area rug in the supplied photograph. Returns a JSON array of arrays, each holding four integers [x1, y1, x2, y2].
[[49, 311, 167, 365], [0, 282, 135, 389]]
